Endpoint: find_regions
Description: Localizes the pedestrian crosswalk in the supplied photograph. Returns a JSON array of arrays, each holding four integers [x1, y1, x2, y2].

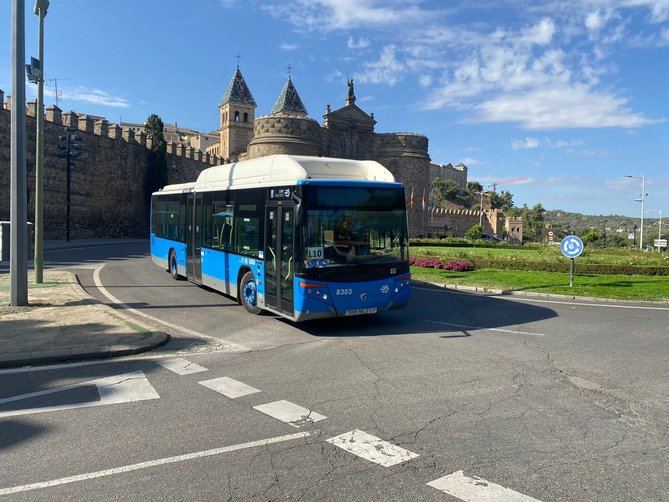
[[326, 429, 419, 467], [163, 358, 542, 501]]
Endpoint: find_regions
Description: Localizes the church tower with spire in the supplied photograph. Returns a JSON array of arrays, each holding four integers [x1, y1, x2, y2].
[[218, 66, 256, 160]]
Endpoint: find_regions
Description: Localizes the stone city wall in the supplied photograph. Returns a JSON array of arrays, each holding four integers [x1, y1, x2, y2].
[[0, 91, 220, 239]]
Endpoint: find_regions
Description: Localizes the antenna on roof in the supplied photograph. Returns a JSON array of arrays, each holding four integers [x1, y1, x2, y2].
[[234, 52, 242, 69]]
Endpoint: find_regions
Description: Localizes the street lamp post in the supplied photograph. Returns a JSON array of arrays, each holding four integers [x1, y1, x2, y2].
[[33, 0, 49, 283], [476, 191, 486, 227], [625, 174, 646, 251], [10, 0, 28, 306]]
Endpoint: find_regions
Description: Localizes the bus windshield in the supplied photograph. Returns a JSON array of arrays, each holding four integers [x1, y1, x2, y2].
[[301, 185, 408, 270]]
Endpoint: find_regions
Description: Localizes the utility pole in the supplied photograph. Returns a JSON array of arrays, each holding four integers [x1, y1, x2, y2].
[[10, 0, 28, 306], [33, 0, 49, 283]]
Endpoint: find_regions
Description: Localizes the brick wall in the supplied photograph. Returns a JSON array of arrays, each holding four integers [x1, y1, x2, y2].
[[0, 96, 219, 239]]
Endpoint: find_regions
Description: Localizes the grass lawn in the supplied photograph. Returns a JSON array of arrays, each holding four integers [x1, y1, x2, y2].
[[411, 266, 669, 302], [412, 245, 669, 266]]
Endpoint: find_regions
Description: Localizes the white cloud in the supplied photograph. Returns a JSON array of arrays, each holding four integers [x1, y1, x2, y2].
[[354, 45, 404, 86], [418, 74, 433, 87], [45, 86, 129, 108], [323, 69, 344, 83], [465, 146, 481, 152], [279, 43, 299, 51], [519, 18, 556, 45], [548, 138, 583, 148], [511, 137, 540, 150], [263, 0, 432, 31], [461, 157, 480, 165], [347, 36, 370, 49], [420, 32, 658, 129]]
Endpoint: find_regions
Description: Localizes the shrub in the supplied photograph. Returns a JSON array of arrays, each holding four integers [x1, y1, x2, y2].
[[409, 257, 475, 271]]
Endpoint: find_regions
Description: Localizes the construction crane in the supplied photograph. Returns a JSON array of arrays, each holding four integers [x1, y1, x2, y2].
[[487, 177, 528, 192]]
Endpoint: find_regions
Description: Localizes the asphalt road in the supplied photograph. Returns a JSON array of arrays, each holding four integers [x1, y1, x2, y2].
[[0, 241, 667, 501]]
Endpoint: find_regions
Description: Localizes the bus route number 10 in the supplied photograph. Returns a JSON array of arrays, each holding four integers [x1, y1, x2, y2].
[[306, 247, 324, 259]]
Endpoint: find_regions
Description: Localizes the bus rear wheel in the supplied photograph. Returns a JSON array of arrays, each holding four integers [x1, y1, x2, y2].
[[240, 271, 262, 315]]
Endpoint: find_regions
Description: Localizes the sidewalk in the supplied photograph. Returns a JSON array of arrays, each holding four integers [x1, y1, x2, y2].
[[0, 269, 168, 368]]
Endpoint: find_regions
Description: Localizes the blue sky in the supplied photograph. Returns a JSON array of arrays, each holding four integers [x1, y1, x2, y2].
[[1, 0, 668, 217]]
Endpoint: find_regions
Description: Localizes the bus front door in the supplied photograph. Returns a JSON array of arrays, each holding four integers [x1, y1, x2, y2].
[[265, 204, 294, 316], [186, 194, 203, 284]]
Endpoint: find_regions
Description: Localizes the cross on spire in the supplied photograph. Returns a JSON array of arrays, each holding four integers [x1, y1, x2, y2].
[[234, 52, 242, 69], [286, 64, 292, 78]]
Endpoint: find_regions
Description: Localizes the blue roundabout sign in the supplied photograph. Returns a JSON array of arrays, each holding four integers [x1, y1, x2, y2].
[[560, 235, 584, 259]]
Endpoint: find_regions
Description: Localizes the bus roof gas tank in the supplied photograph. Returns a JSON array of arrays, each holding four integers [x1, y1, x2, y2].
[[155, 155, 396, 195]]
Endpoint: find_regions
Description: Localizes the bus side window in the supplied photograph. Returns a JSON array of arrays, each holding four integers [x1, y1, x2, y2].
[[211, 202, 234, 251]]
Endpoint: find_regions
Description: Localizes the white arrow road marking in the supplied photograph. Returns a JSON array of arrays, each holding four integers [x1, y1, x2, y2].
[[0, 371, 159, 418], [326, 429, 419, 467], [155, 358, 208, 375], [427, 471, 541, 501], [198, 377, 260, 399], [253, 400, 326, 427], [0, 432, 311, 496]]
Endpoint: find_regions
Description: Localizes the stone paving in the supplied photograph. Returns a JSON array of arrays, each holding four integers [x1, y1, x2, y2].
[[0, 270, 167, 368]]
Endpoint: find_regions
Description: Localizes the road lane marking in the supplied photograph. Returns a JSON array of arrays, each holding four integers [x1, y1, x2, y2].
[[199, 376, 260, 398], [419, 318, 544, 337], [428, 471, 541, 501], [412, 286, 669, 311], [92, 264, 247, 350], [0, 432, 310, 496], [326, 429, 419, 467], [0, 371, 159, 419], [155, 358, 208, 375], [253, 400, 326, 427]]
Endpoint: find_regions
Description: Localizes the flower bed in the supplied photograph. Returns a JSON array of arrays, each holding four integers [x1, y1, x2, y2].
[[409, 257, 475, 271]]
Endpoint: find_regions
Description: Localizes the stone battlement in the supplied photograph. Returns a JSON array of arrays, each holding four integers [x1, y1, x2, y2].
[[1, 92, 224, 166]]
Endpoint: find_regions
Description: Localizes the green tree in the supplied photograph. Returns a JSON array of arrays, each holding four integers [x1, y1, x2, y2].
[[432, 177, 462, 204], [582, 229, 601, 247], [466, 224, 483, 240], [490, 190, 514, 211], [143, 114, 168, 213]]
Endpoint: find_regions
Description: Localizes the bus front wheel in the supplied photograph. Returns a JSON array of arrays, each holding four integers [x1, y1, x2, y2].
[[240, 271, 262, 315], [169, 252, 180, 280]]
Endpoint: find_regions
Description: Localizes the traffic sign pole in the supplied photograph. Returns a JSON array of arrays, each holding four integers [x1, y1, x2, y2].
[[570, 258, 574, 288]]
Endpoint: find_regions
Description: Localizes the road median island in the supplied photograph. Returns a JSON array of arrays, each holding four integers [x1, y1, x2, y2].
[[0, 270, 168, 369], [410, 266, 669, 303]]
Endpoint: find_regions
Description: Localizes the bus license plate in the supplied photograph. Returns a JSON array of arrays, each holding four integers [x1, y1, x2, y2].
[[344, 308, 378, 316]]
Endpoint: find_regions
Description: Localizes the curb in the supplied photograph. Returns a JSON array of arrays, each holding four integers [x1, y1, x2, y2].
[[0, 332, 169, 369], [0, 271, 169, 370], [412, 279, 669, 306]]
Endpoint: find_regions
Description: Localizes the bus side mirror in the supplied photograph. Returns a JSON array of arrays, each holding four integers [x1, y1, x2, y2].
[[296, 203, 307, 225]]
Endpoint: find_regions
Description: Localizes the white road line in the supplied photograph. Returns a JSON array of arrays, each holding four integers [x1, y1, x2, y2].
[[412, 286, 669, 311], [0, 371, 159, 419], [92, 264, 247, 349], [326, 429, 419, 467], [155, 358, 208, 375], [198, 376, 260, 398], [0, 432, 310, 496], [427, 470, 541, 501], [253, 400, 326, 427], [420, 318, 544, 337]]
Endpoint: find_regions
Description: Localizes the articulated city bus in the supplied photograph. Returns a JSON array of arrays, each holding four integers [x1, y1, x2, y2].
[[150, 154, 410, 321]]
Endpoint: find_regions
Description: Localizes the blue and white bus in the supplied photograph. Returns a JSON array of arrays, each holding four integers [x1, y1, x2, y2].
[[150, 154, 410, 321]]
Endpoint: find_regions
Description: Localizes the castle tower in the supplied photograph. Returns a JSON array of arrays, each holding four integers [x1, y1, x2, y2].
[[218, 67, 256, 160], [270, 77, 307, 117]]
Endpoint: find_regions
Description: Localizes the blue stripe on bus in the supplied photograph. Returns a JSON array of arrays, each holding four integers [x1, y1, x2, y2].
[[201, 248, 265, 299], [150, 235, 187, 274]]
